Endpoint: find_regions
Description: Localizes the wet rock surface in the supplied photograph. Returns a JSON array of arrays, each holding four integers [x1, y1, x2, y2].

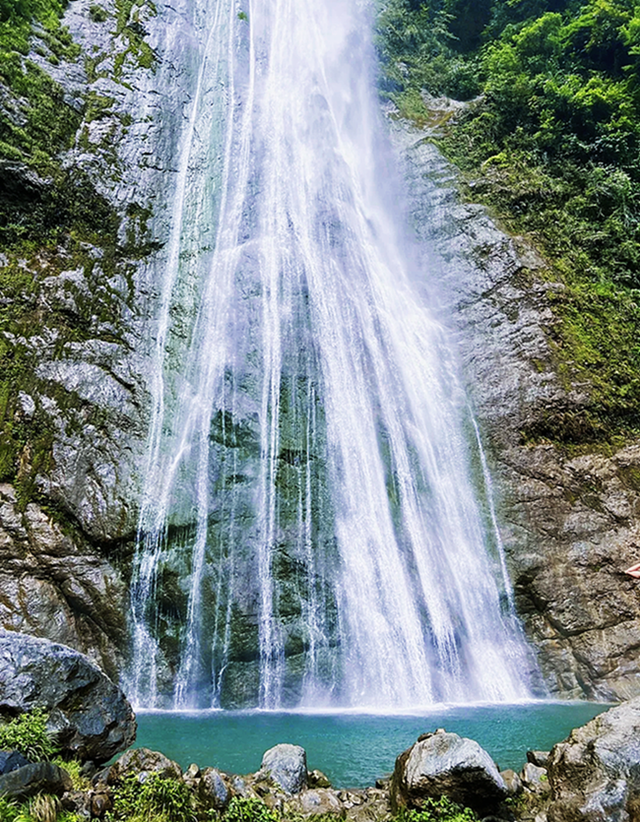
[[0, 750, 29, 775], [259, 743, 308, 794], [395, 121, 640, 701], [0, 630, 136, 762], [0, 761, 72, 800], [0, 484, 127, 679], [547, 697, 640, 821], [391, 729, 508, 815]]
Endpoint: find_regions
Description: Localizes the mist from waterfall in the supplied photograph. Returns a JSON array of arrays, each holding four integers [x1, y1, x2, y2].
[[126, 0, 533, 710]]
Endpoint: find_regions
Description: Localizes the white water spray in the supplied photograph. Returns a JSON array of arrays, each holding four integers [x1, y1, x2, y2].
[[127, 0, 533, 709]]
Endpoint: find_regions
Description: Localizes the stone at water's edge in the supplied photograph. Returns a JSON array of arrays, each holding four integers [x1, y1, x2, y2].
[[97, 747, 182, 785], [391, 729, 508, 815], [547, 697, 640, 821], [0, 762, 72, 800], [259, 743, 308, 794], [0, 631, 136, 763]]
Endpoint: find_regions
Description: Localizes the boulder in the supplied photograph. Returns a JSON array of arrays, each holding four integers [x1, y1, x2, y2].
[[0, 750, 29, 775], [0, 630, 135, 763], [200, 767, 232, 809], [547, 697, 640, 821], [308, 769, 332, 788], [500, 769, 522, 796], [521, 762, 550, 795], [97, 747, 182, 785], [259, 744, 308, 794], [0, 762, 72, 799], [527, 750, 551, 768], [391, 729, 508, 815], [298, 788, 342, 814]]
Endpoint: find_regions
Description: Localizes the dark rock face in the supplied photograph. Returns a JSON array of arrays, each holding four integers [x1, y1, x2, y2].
[[0, 750, 29, 775], [547, 697, 640, 822], [0, 630, 136, 763], [259, 744, 308, 795], [396, 124, 640, 701], [0, 762, 72, 800], [0, 484, 128, 681], [391, 729, 507, 815]]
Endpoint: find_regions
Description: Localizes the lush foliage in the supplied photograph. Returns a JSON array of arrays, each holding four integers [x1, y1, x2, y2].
[[378, 0, 640, 445], [0, 709, 58, 762], [0, 795, 81, 822], [223, 797, 279, 822], [108, 772, 196, 822], [395, 798, 478, 821]]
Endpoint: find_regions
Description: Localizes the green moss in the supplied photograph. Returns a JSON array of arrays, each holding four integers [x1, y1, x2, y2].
[[113, 0, 158, 79], [89, 3, 109, 23]]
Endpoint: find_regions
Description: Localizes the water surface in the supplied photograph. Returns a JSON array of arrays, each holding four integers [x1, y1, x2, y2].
[[135, 702, 609, 787]]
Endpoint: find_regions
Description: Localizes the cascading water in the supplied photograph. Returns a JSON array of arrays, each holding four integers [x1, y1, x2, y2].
[[127, 0, 534, 710]]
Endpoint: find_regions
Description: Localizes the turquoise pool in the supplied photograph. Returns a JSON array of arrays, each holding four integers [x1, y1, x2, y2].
[[133, 702, 610, 788]]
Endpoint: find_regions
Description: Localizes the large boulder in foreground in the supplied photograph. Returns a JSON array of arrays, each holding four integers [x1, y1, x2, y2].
[[0, 762, 72, 799], [391, 729, 508, 815], [259, 744, 308, 794], [0, 630, 135, 763], [547, 697, 640, 822]]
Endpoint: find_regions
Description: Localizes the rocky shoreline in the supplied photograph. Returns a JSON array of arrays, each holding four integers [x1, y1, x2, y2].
[[1, 632, 639, 822]]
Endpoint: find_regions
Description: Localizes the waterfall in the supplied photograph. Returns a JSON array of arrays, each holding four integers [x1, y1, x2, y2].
[[127, 0, 533, 710]]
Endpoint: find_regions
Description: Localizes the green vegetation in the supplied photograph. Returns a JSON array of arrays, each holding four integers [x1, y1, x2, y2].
[[108, 772, 196, 822], [0, 708, 58, 762], [377, 0, 640, 446], [0, 0, 159, 515], [395, 799, 478, 821], [0, 795, 82, 822], [224, 798, 279, 822]]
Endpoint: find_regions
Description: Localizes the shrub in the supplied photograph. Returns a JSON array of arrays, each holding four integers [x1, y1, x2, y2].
[[395, 797, 479, 822], [223, 797, 279, 822], [0, 709, 58, 762], [110, 772, 195, 822]]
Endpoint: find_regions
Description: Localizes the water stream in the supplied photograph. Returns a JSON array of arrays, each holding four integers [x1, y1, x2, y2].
[[127, 0, 534, 710]]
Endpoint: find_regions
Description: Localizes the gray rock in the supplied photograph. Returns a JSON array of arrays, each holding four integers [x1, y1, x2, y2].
[[98, 747, 182, 785], [0, 483, 128, 681], [527, 751, 551, 768], [500, 768, 522, 796], [0, 762, 72, 799], [521, 762, 550, 795], [260, 744, 308, 794], [0, 750, 29, 775], [0, 630, 136, 763], [308, 768, 332, 788], [200, 767, 232, 809], [391, 729, 508, 815], [299, 789, 342, 814], [547, 697, 640, 821], [61, 790, 93, 820]]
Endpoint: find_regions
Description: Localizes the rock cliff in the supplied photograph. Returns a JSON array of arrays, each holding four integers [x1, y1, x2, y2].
[[397, 125, 640, 700], [0, 0, 206, 674]]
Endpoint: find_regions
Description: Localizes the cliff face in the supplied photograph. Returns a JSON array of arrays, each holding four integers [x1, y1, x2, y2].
[[0, 0, 194, 673], [2, 0, 639, 702], [398, 126, 640, 701]]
